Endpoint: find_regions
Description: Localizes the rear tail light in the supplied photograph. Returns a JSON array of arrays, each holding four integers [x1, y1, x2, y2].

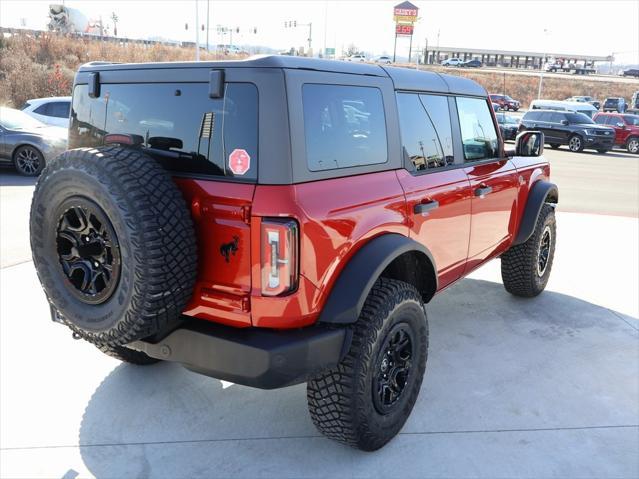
[[261, 218, 299, 296]]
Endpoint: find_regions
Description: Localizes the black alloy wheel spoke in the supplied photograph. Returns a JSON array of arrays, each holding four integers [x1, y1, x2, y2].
[[56, 200, 121, 304]]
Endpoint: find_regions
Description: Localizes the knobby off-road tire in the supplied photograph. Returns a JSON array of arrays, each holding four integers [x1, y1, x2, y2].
[[307, 278, 428, 451], [97, 344, 159, 365], [30, 147, 197, 347], [501, 204, 556, 297]]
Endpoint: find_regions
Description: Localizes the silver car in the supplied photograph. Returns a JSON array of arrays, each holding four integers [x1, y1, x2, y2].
[[0, 107, 67, 176]]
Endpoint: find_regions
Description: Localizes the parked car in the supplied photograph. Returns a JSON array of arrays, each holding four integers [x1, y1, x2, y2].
[[20, 96, 71, 128], [0, 107, 67, 176], [529, 99, 598, 118], [628, 91, 639, 114], [441, 57, 464, 67], [347, 54, 367, 62], [519, 109, 615, 153], [461, 59, 482, 68], [375, 56, 392, 64], [594, 112, 639, 154], [30, 56, 557, 451], [622, 68, 639, 78], [489, 94, 521, 111], [565, 96, 600, 110], [602, 97, 627, 113], [496, 113, 520, 140]]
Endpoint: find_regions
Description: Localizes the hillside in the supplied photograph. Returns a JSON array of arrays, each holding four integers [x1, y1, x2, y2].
[[0, 33, 637, 109]]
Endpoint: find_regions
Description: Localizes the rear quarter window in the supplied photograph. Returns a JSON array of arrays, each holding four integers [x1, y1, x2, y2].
[[302, 84, 387, 172]]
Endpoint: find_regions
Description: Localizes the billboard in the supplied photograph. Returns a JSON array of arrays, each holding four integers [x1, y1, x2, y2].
[[393, 1, 418, 23]]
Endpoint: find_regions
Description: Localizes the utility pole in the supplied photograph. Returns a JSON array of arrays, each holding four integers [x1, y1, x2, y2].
[[195, 0, 200, 61], [537, 28, 549, 99]]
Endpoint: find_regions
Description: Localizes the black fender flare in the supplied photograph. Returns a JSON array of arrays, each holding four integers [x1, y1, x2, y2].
[[318, 234, 437, 325], [513, 180, 559, 246]]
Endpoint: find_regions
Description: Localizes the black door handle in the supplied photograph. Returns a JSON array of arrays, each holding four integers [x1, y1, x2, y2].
[[474, 186, 493, 197], [414, 200, 439, 215]]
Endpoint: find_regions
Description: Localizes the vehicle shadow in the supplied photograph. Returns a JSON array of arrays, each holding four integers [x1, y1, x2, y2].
[[77, 278, 638, 478], [0, 170, 37, 187]]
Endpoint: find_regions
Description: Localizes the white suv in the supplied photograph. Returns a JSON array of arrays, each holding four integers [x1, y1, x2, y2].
[[21, 97, 71, 128], [347, 54, 367, 62], [441, 57, 464, 67]]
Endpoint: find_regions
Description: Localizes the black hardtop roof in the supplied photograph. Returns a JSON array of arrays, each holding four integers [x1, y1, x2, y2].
[[78, 55, 486, 97]]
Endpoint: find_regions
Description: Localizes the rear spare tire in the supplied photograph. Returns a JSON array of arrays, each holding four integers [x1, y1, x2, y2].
[[30, 147, 197, 346]]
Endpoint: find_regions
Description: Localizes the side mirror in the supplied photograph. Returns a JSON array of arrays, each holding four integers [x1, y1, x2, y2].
[[617, 122, 626, 129], [515, 131, 544, 157], [560, 119, 569, 125]]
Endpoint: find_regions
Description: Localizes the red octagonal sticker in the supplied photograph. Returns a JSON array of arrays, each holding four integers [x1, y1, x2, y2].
[[229, 148, 251, 175]]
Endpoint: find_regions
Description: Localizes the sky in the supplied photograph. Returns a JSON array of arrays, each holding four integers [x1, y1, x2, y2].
[[1, 0, 638, 64]]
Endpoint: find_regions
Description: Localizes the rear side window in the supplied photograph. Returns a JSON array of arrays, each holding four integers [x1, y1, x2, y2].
[[20, 102, 31, 111], [49, 102, 70, 118], [523, 110, 541, 121], [70, 82, 258, 181], [34, 103, 49, 115], [302, 84, 387, 172], [455, 97, 499, 161], [397, 93, 451, 171]]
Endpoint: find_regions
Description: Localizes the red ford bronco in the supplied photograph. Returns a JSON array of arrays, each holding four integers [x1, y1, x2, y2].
[[30, 56, 558, 451]]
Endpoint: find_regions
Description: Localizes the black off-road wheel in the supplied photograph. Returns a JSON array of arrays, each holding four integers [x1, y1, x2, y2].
[[30, 147, 197, 347], [307, 278, 428, 451], [97, 344, 159, 365], [501, 204, 556, 297]]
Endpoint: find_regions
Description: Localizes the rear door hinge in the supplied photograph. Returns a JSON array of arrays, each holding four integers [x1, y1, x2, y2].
[[241, 205, 251, 224]]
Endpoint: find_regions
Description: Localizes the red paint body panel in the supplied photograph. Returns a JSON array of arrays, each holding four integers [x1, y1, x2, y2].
[[251, 171, 408, 328], [395, 168, 472, 289], [174, 157, 549, 330], [175, 178, 255, 327], [464, 160, 520, 263]]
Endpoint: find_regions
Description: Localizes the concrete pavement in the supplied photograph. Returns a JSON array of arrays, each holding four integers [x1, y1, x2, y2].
[[1, 148, 638, 477], [1, 211, 637, 478]]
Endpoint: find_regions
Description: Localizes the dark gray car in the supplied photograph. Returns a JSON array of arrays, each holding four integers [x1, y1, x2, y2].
[[0, 107, 67, 176]]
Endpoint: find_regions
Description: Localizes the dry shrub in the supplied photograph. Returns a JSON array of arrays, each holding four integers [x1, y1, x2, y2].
[[0, 33, 231, 107]]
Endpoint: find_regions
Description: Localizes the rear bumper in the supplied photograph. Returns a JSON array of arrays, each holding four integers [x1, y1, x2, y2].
[[128, 319, 349, 389]]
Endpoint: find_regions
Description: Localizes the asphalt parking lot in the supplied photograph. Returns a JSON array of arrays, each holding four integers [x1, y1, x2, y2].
[[1, 148, 638, 478]]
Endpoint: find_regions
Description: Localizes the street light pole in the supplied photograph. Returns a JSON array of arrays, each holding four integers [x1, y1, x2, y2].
[[537, 28, 548, 99], [195, 0, 200, 61]]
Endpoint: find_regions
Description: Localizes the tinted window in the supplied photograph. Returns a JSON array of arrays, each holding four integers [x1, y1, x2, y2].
[[49, 102, 70, 118], [566, 112, 594, 124], [593, 115, 607, 125], [456, 97, 499, 161], [549, 112, 565, 123], [20, 102, 31, 111], [34, 103, 49, 115], [420, 94, 454, 160], [397, 93, 451, 171], [623, 115, 639, 126], [538, 112, 554, 122], [70, 82, 258, 181], [523, 110, 542, 121], [70, 85, 108, 147], [302, 84, 387, 172]]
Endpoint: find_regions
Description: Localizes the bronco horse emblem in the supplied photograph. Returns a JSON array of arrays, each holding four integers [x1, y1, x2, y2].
[[220, 236, 240, 263]]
